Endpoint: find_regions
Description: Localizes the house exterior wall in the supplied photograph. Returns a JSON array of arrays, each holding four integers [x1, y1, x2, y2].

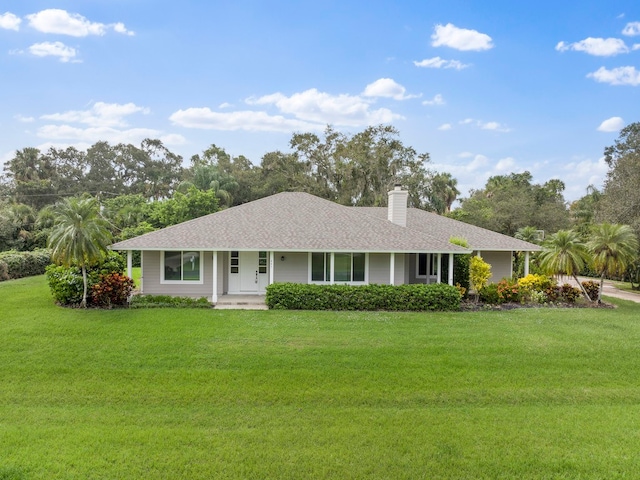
[[274, 252, 308, 283], [369, 253, 390, 284], [476, 251, 513, 283], [141, 250, 215, 299]]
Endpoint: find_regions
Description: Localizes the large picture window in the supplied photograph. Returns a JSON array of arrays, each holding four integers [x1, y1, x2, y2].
[[310, 252, 366, 283], [162, 251, 202, 283]]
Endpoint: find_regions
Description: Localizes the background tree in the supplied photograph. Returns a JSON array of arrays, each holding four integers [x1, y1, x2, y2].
[[452, 172, 570, 236], [597, 122, 640, 240], [3, 148, 57, 209], [430, 173, 460, 214], [570, 185, 602, 238], [587, 223, 639, 302], [48, 197, 112, 308]]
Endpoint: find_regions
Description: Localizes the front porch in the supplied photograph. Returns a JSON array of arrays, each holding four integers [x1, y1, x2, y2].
[[213, 294, 268, 310]]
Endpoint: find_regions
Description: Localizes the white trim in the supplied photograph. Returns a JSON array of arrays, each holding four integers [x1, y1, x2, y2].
[[212, 251, 218, 303], [140, 251, 144, 294], [437, 253, 442, 283], [390, 252, 395, 286], [160, 250, 205, 285], [269, 251, 274, 286], [448, 254, 454, 286], [126, 251, 132, 279]]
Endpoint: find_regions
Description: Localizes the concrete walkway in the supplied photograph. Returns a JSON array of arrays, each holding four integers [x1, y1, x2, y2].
[[564, 276, 640, 304], [214, 294, 268, 310]]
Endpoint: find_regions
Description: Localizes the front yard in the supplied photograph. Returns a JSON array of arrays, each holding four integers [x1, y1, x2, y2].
[[2, 275, 640, 479]]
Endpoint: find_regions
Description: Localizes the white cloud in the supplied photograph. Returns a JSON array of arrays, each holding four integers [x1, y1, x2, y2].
[[633, 44, 640, 51], [587, 66, 640, 86], [41, 102, 150, 127], [438, 123, 452, 130], [413, 56, 469, 70], [423, 94, 445, 106], [457, 118, 510, 132], [622, 21, 640, 36], [26, 9, 133, 37], [362, 78, 417, 100], [560, 156, 608, 200], [14, 114, 35, 123], [28, 42, 78, 63], [218, 102, 233, 109], [246, 87, 403, 126], [597, 116, 625, 132], [159, 133, 187, 145], [555, 37, 629, 56], [495, 157, 516, 172], [37, 125, 160, 144], [169, 108, 320, 132], [431, 23, 493, 51], [0, 12, 21, 30]]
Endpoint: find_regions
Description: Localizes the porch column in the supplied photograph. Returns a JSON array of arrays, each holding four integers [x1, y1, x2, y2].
[[212, 251, 218, 303], [330, 253, 335, 284], [390, 252, 395, 285], [448, 254, 454, 286], [524, 251, 530, 277], [437, 253, 442, 283], [126, 251, 132, 279], [269, 251, 275, 285]]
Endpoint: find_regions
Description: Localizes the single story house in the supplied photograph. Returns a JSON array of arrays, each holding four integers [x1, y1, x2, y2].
[[110, 186, 541, 303]]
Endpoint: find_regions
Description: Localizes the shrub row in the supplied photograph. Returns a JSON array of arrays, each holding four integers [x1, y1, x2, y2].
[[265, 282, 461, 311], [478, 274, 584, 305], [129, 295, 211, 308], [0, 250, 51, 282]]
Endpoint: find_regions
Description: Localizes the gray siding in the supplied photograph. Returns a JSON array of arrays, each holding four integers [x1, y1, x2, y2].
[[476, 251, 513, 283], [369, 253, 390, 284], [274, 252, 308, 283], [141, 250, 214, 299]]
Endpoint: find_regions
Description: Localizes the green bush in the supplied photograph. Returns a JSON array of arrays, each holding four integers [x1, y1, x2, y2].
[[0, 249, 51, 281], [581, 280, 600, 301], [496, 279, 521, 303], [478, 283, 501, 304], [46, 251, 127, 306], [129, 295, 211, 309], [265, 283, 461, 312]]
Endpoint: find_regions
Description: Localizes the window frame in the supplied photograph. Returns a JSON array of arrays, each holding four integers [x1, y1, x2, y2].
[[309, 252, 368, 285], [161, 250, 204, 284]]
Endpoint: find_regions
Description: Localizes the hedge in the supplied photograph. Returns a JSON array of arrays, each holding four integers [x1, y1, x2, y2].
[[129, 295, 211, 309], [0, 250, 51, 282], [265, 282, 462, 311]]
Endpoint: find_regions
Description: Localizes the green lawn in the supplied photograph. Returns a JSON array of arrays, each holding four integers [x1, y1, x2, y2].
[[2, 276, 640, 479]]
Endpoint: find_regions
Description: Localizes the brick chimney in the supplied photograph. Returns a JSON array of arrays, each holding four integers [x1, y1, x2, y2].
[[387, 184, 408, 227]]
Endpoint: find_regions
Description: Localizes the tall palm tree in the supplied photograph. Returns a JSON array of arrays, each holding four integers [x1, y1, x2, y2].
[[538, 229, 592, 301], [587, 223, 639, 302], [48, 197, 112, 308]]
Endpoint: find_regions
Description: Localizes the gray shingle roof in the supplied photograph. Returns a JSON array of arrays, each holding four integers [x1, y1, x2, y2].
[[110, 192, 470, 253], [359, 207, 541, 252]]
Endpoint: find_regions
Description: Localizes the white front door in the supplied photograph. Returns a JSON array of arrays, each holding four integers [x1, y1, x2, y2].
[[240, 251, 259, 292]]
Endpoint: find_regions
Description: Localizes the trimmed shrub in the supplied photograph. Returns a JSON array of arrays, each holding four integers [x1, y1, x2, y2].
[[0, 249, 51, 281], [479, 283, 501, 304], [518, 273, 554, 293], [265, 283, 461, 312], [496, 279, 521, 303], [581, 280, 600, 301], [91, 273, 135, 308], [129, 295, 211, 308]]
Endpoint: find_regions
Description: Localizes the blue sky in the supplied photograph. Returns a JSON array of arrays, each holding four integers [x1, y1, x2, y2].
[[2, 1, 640, 202]]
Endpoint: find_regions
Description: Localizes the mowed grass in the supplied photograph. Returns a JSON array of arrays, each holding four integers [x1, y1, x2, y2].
[[2, 277, 640, 479]]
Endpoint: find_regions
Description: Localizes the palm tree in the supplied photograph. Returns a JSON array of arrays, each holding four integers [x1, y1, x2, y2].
[[48, 197, 112, 308], [587, 223, 639, 303], [538, 229, 592, 301]]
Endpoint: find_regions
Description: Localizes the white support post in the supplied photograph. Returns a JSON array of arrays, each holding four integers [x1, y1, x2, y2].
[[448, 254, 454, 286], [269, 251, 274, 285], [126, 251, 132, 279], [390, 252, 395, 286], [330, 253, 335, 284], [212, 251, 218, 303], [437, 253, 442, 283], [140, 251, 144, 294], [524, 251, 530, 277]]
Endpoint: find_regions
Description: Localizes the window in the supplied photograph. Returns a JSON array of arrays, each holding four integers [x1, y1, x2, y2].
[[417, 253, 438, 279], [311, 252, 366, 283], [162, 251, 202, 283], [230, 251, 239, 274]]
